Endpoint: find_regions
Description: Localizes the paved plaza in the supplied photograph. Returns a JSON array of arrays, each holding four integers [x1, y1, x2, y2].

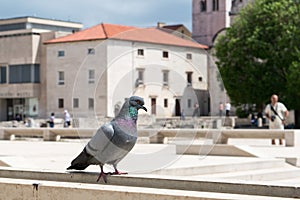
[[1, 137, 300, 199]]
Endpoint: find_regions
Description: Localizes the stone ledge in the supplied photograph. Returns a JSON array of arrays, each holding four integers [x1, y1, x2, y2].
[[0, 167, 299, 198], [176, 144, 256, 157], [286, 157, 300, 167], [0, 177, 293, 200], [1, 128, 300, 147]]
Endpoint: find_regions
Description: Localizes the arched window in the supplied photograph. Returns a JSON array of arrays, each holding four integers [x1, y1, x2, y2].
[[212, 0, 219, 11], [200, 0, 207, 12]]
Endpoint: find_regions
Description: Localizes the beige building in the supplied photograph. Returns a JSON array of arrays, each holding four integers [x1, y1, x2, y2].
[[0, 16, 83, 121], [45, 23, 209, 119]]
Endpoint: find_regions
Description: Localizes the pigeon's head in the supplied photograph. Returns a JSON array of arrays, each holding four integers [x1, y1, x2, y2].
[[129, 96, 147, 112]]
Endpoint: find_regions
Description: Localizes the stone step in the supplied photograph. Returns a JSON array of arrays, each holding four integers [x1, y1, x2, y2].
[[176, 144, 257, 157], [0, 177, 295, 200], [0, 168, 299, 199], [274, 177, 300, 184], [151, 158, 286, 176], [196, 166, 300, 181]]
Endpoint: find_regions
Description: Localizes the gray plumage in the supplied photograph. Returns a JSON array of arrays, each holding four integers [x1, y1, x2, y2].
[[67, 96, 147, 182]]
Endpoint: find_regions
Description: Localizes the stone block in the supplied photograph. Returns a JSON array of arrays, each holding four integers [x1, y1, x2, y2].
[[43, 129, 59, 141], [285, 130, 300, 147], [0, 129, 11, 140], [285, 157, 300, 167], [208, 130, 228, 144]]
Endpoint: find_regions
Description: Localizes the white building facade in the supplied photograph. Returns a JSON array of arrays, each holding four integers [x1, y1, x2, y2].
[[45, 24, 209, 119]]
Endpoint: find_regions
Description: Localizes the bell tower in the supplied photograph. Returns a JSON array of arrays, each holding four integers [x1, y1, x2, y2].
[[192, 0, 232, 47]]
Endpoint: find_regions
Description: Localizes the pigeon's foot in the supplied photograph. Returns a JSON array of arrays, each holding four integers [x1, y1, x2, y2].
[[112, 169, 128, 175], [96, 171, 108, 183], [97, 165, 109, 183]]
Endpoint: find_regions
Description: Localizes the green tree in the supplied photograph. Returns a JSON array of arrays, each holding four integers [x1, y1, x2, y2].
[[215, 0, 300, 125]]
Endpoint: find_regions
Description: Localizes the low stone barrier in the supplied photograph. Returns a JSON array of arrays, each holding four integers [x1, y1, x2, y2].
[[0, 167, 299, 199], [139, 129, 300, 147], [0, 128, 299, 147], [0, 128, 96, 141], [0, 178, 221, 200], [210, 129, 300, 147]]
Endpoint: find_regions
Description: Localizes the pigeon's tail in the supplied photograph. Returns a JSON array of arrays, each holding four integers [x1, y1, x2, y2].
[[67, 148, 92, 170]]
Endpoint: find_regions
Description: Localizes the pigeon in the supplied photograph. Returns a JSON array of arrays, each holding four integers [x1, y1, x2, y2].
[[67, 96, 147, 183]]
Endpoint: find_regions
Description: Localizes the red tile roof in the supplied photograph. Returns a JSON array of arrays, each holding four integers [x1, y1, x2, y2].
[[45, 23, 207, 49]]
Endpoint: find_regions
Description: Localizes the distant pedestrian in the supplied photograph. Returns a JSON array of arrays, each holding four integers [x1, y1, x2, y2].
[[264, 94, 288, 145], [219, 102, 224, 117], [15, 113, 21, 122], [192, 103, 200, 117], [48, 113, 55, 128], [180, 109, 185, 120], [225, 102, 231, 117], [64, 110, 71, 128]]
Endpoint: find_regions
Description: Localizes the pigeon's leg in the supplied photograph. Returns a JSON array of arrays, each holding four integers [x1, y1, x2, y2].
[[97, 165, 108, 183], [112, 165, 128, 175]]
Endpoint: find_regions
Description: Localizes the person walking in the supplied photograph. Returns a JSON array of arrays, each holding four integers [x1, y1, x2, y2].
[[225, 102, 231, 117], [48, 113, 55, 128], [219, 102, 224, 117], [64, 110, 71, 128], [192, 103, 200, 117], [264, 94, 289, 145]]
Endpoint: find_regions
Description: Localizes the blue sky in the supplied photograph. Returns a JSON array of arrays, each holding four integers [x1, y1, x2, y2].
[[0, 0, 192, 30]]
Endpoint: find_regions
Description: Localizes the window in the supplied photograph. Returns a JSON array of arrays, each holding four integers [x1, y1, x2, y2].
[[162, 70, 169, 86], [162, 51, 169, 58], [58, 71, 65, 85], [58, 50, 65, 57], [200, 0, 207, 12], [73, 98, 79, 108], [135, 68, 144, 86], [0, 66, 7, 84], [34, 65, 40, 83], [9, 64, 40, 83], [88, 98, 94, 110], [186, 72, 193, 86], [186, 53, 192, 60], [212, 0, 219, 11], [164, 99, 168, 108], [187, 99, 192, 108], [88, 69, 95, 84], [88, 48, 95, 55], [137, 49, 144, 56], [58, 98, 64, 108]]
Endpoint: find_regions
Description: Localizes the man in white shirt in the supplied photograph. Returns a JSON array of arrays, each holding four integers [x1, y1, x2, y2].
[[225, 102, 231, 117], [264, 94, 289, 145], [64, 110, 71, 128]]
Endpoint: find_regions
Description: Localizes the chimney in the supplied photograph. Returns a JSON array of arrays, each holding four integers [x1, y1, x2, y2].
[[157, 22, 166, 28]]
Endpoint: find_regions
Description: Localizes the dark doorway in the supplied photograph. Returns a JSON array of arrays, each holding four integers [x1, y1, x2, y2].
[[151, 98, 156, 115], [175, 99, 181, 116], [7, 98, 25, 121]]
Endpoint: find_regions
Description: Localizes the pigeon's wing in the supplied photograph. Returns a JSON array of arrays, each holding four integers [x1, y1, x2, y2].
[[66, 122, 115, 170], [67, 147, 93, 170], [85, 122, 115, 159]]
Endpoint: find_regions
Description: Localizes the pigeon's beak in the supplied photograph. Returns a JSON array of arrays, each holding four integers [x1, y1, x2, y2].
[[142, 106, 147, 112]]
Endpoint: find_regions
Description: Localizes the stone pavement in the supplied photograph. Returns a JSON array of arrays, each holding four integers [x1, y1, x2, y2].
[[1, 138, 300, 199], [1, 139, 300, 181]]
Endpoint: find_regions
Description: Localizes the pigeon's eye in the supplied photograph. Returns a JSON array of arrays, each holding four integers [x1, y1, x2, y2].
[[136, 100, 141, 104]]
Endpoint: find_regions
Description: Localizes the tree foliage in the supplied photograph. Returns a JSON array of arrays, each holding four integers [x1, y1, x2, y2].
[[215, 0, 300, 110]]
